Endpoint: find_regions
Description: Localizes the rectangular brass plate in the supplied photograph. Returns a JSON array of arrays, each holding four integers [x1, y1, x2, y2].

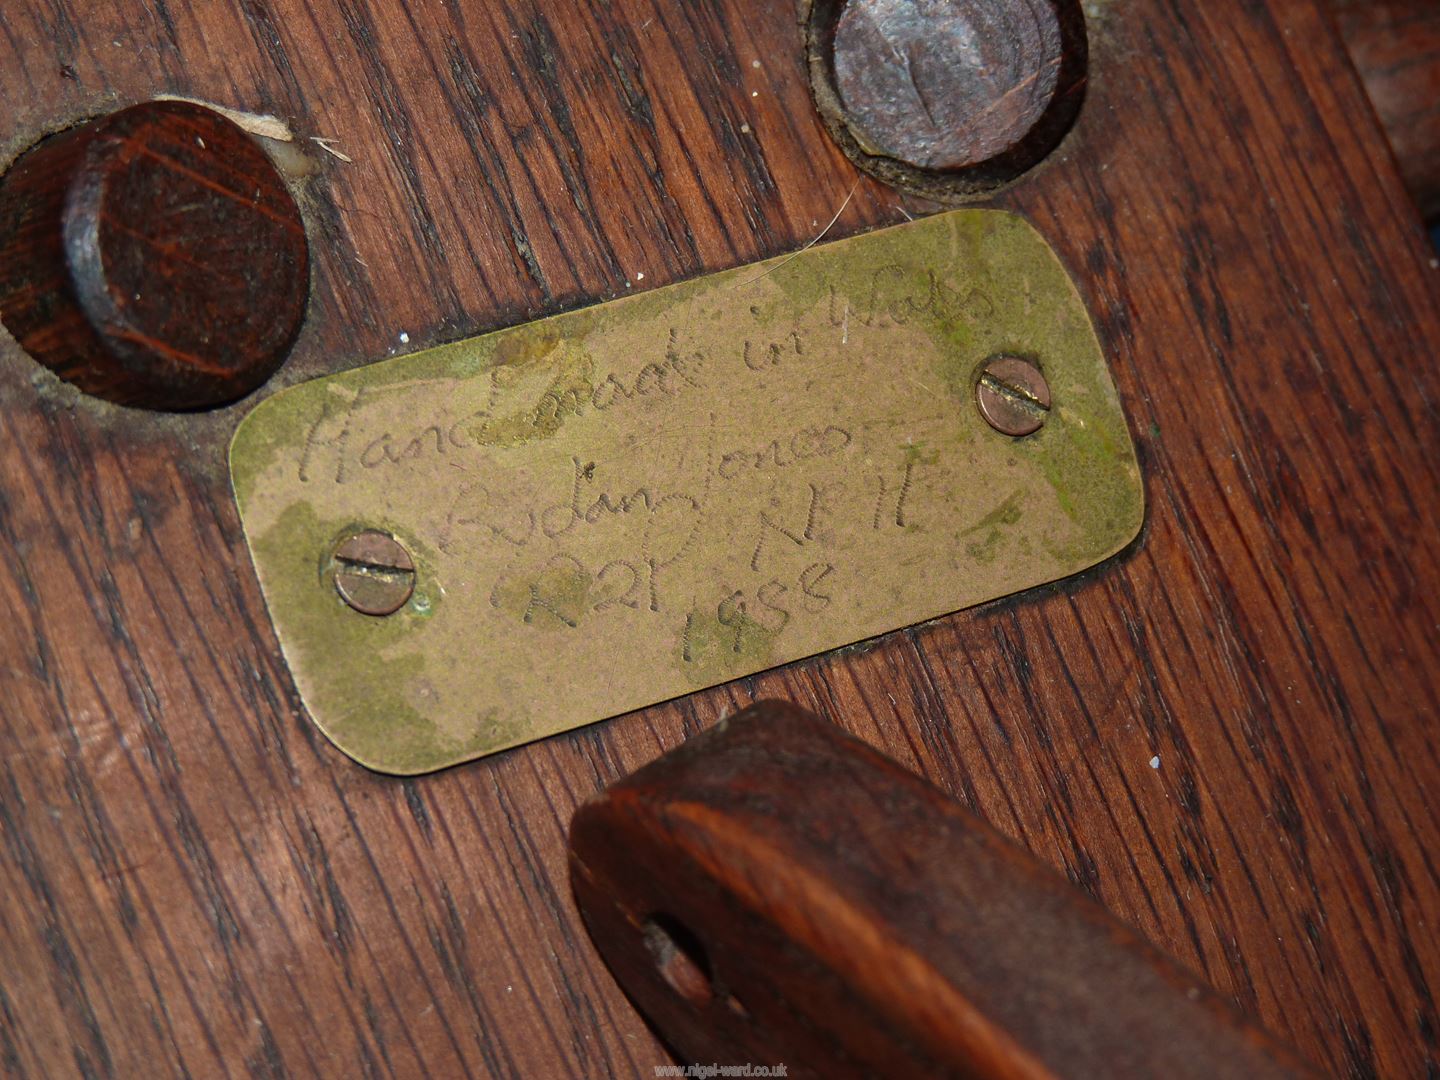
[[231, 210, 1143, 774]]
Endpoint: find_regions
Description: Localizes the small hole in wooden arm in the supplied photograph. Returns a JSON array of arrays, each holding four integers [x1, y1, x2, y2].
[[643, 914, 714, 1007]]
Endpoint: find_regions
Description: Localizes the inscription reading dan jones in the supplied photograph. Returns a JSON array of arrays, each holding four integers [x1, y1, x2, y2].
[[231, 210, 1143, 774]]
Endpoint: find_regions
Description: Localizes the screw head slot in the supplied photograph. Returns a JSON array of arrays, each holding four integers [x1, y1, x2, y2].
[[976, 354, 1051, 437], [330, 530, 416, 617]]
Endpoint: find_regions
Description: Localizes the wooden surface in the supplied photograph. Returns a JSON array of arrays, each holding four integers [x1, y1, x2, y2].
[[571, 701, 1314, 1078], [0, 0, 1438, 1077]]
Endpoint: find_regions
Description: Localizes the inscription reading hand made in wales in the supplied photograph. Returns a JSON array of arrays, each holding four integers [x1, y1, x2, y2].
[[231, 208, 1144, 772]]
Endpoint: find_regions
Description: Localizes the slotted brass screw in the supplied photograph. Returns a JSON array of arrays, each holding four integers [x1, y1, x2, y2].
[[330, 530, 416, 616], [976, 355, 1051, 437]]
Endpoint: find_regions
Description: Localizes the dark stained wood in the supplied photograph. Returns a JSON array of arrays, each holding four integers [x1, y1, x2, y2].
[[0, 0, 1438, 1077], [571, 700, 1317, 1078], [0, 100, 308, 410], [1332, 0, 1440, 220]]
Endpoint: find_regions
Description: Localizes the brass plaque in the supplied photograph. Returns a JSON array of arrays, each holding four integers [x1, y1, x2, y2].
[[231, 210, 1143, 774]]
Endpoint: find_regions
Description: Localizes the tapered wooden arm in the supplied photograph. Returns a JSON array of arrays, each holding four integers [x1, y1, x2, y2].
[[570, 702, 1316, 1078]]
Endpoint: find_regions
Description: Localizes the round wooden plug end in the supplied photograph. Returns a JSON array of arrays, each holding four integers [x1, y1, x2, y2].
[[805, 0, 1088, 200], [0, 100, 309, 410]]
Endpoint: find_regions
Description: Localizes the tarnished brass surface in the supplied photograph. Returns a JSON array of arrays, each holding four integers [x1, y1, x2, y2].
[[231, 210, 1143, 774]]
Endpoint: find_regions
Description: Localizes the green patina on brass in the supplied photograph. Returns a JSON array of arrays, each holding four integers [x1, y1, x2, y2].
[[230, 210, 1144, 775]]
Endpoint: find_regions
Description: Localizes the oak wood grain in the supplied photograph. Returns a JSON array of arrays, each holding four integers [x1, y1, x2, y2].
[[1, 0, 1438, 1077]]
